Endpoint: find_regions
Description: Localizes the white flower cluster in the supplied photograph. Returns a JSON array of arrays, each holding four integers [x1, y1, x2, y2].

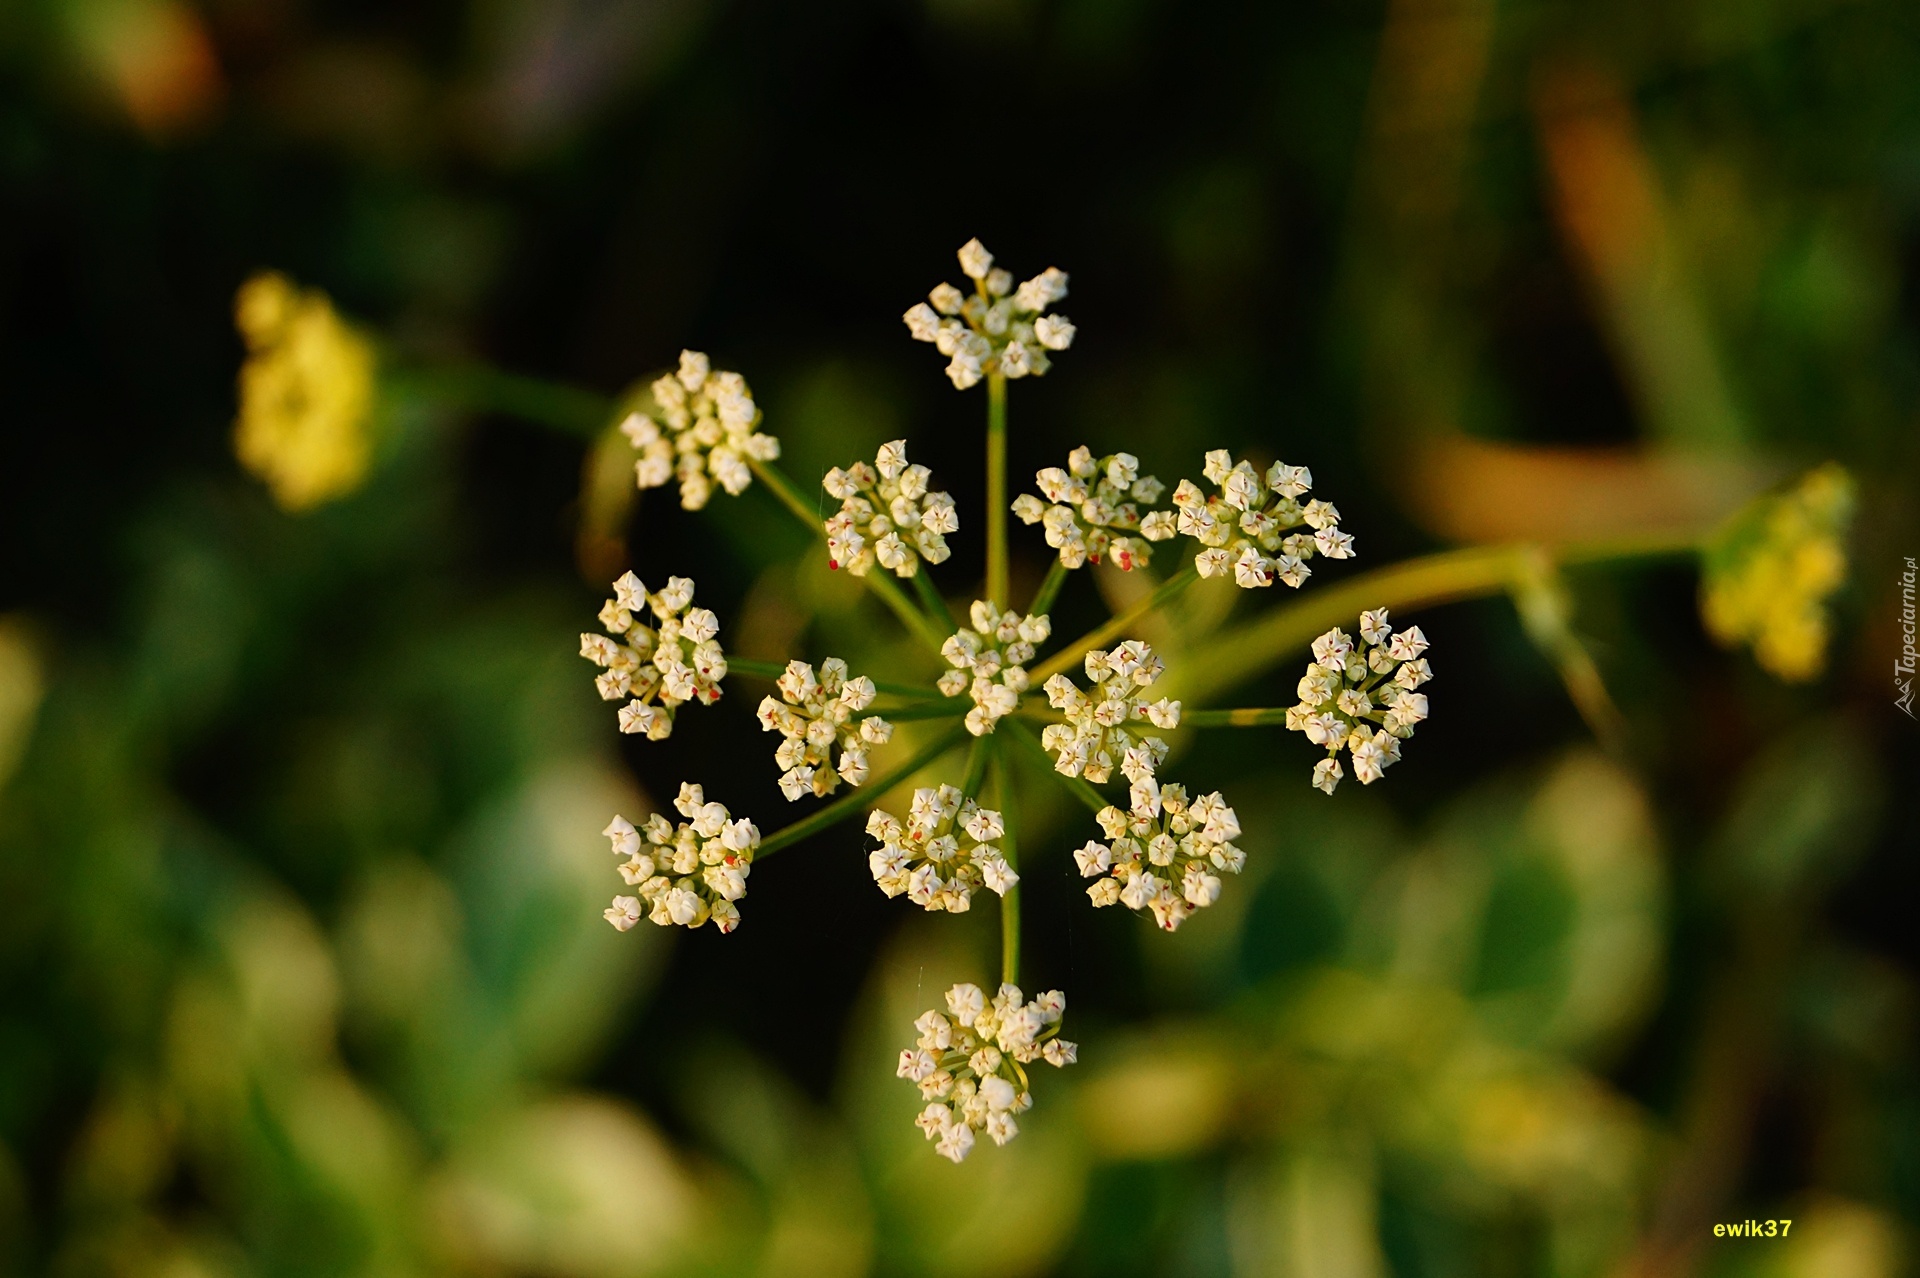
[[866, 787, 1016, 912], [1011, 447, 1176, 571], [756, 658, 895, 800], [622, 350, 780, 510], [902, 239, 1075, 390], [602, 784, 759, 934], [938, 602, 1051, 736], [1172, 450, 1354, 587], [1040, 641, 1181, 784], [1287, 610, 1431, 795], [579, 572, 726, 741], [897, 983, 1076, 1162], [1075, 783, 1244, 932], [822, 440, 960, 578]]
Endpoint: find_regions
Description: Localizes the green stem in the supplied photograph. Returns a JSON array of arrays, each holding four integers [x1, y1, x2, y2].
[[995, 747, 1020, 988], [986, 373, 1008, 607], [726, 656, 940, 701], [961, 734, 994, 802], [746, 455, 825, 529], [397, 362, 950, 656], [1182, 708, 1294, 727], [393, 364, 616, 437], [911, 569, 956, 629], [1166, 535, 1697, 707], [1028, 558, 1070, 619], [756, 726, 969, 859], [1508, 546, 1630, 756], [1030, 563, 1200, 682], [746, 457, 950, 655], [865, 702, 968, 722], [1004, 719, 1109, 815]]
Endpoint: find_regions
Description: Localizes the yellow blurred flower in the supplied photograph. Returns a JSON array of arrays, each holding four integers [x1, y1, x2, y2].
[[232, 271, 376, 511], [1701, 463, 1854, 681]]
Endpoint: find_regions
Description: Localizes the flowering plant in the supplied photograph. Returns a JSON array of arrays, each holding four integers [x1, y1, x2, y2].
[[232, 239, 1856, 1166], [552, 238, 1438, 1159]]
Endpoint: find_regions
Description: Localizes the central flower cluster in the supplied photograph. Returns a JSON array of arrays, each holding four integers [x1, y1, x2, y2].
[[579, 572, 726, 741], [566, 239, 1446, 1169], [1040, 640, 1181, 784], [938, 602, 1051, 736], [623, 350, 780, 511], [1075, 783, 1244, 932], [866, 786, 1016, 912], [1287, 610, 1431, 794], [822, 440, 960, 578], [602, 783, 759, 934], [903, 239, 1076, 389], [1011, 447, 1176, 571], [897, 982, 1076, 1163], [1174, 450, 1354, 588], [756, 658, 894, 800]]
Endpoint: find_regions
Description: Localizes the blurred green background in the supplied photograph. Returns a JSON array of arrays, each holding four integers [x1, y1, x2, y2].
[[2, 0, 1919, 1273]]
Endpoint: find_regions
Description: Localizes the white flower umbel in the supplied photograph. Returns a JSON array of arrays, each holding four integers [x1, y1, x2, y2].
[[897, 982, 1076, 1162], [902, 239, 1074, 390], [601, 784, 759, 934], [1040, 640, 1181, 784], [1010, 446, 1175, 572], [866, 788, 1017, 912], [1286, 609, 1432, 795], [756, 658, 895, 800], [623, 350, 780, 511], [579, 571, 727, 741], [938, 601, 1050, 736], [1075, 782, 1244, 932], [823, 440, 960, 578], [1171, 450, 1354, 588]]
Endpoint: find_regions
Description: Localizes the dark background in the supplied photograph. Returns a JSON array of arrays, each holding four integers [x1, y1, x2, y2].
[[2, 0, 1918, 1273]]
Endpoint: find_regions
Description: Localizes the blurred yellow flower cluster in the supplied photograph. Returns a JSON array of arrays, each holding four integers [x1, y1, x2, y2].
[[1701, 463, 1854, 682], [232, 271, 377, 511]]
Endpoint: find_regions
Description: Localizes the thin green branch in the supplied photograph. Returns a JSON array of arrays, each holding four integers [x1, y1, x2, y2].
[[911, 569, 957, 629], [961, 734, 993, 803], [393, 364, 616, 437], [1181, 707, 1294, 727], [1508, 546, 1630, 755], [725, 656, 793, 681], [1030, 563, 1200, 682], [396, 361, 951, 657], [1028, 558, 1070, 619], [1166, 535, 1699, 707], [1004, 719, 1109, 815], [995, 748, 1020, 988], [986, 374, 1009, 607], [865, 701, 968, 722], [746, 457, 950, 654], [746, 455, 826, 529], [756, 725, 969, 859]]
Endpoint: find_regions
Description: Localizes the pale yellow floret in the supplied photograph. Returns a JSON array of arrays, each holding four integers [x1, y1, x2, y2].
[[1701, 463, 1854, 682], [232, 271, 377, 512]]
